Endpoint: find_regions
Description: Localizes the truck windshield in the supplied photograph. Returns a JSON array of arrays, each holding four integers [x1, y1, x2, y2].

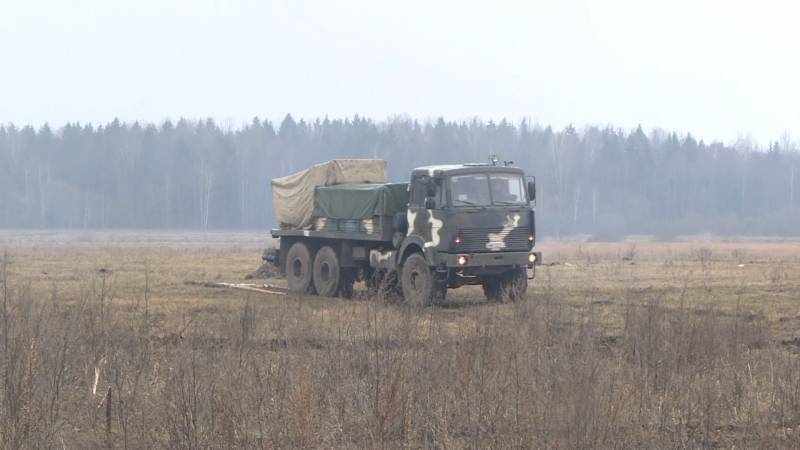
[[450, 172, 527, 206]]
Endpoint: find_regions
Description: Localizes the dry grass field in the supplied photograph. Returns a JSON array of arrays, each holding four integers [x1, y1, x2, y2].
[[1, 231, 800, 449]]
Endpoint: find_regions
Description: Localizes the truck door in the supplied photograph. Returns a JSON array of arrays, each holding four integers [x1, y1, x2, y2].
[[407, 175, 443, 246]]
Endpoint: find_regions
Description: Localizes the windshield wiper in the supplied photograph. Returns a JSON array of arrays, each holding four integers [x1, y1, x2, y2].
[[493, 200, 522, 205], [454, 199, 483, 207]]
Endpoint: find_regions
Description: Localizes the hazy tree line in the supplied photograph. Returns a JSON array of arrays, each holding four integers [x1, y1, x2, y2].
[[0, 115, 798, 238]]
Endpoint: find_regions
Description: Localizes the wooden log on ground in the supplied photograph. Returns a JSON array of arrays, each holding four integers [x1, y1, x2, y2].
[[184, 280, 288, 295]]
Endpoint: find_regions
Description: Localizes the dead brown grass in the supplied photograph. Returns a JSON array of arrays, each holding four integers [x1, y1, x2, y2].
[[1, 232, 800, 448]]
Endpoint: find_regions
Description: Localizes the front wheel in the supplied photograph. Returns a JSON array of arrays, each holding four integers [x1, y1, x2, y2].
[[483, 267, 528, 303], [482, 277, 501, 302], [401, 253, 436, 307]]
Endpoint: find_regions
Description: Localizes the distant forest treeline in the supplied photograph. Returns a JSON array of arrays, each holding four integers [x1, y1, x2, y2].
[[0, 115, 798, 238]]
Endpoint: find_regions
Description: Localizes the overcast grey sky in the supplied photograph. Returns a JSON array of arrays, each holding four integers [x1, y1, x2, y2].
[[1, 0, 797, 145]]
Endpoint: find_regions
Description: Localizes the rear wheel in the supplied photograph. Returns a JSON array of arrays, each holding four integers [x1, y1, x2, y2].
[[313, 246, 341, 297], [286, 242, 315, 294], [401, 253, 435, 307]]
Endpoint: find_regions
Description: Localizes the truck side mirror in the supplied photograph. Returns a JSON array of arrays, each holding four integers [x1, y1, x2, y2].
[[424, 197, 436, 210], [527, 181, 536, 203], [425, 178, 437, 197]]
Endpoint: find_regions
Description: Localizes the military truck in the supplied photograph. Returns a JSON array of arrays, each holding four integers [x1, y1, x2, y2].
[[269, 158, 541, 305]]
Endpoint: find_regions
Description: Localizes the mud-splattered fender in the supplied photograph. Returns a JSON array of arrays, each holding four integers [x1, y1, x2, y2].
[[397, 234, 437, 266]]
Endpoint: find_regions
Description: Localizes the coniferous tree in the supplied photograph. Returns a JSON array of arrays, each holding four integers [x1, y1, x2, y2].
[[0, 117, 797, 237]]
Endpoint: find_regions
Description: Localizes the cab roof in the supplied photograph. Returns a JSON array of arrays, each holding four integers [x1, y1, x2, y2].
[[412, 164, 524, 177]]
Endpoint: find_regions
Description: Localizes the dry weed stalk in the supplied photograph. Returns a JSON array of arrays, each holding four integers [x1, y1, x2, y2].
[[0, 252, 798, 448]]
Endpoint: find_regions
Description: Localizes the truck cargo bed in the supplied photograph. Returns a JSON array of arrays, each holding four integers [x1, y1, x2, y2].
[[271, 215, 394, 242]]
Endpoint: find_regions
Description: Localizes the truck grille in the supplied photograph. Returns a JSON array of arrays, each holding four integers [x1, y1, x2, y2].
[[457, 227, 530, 252]]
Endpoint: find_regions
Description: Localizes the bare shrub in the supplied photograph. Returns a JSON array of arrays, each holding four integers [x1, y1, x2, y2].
[[695, 246, 713, 267], [0, 261, 797, 448], [622, 243, 637, 262], [768, 265, 789, 291]]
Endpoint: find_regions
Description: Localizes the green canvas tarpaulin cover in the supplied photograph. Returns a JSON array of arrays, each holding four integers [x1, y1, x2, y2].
[[271, 159, 388, 229], [313, 183, 409, 219]]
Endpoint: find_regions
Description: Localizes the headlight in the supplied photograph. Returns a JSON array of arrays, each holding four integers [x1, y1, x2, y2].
[[457, 254, 469, 266], [528, 235, 534, 242], [528, 253, 537, 263], [454, 236, 462, 244]]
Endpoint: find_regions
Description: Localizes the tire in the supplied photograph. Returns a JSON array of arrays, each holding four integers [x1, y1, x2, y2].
[[286, 241, 315, 294], [484, 268, 528, 303], [401, 253, 434, 307], [496, 267, 528, 303], [482, 276, 501, 302], [431, 281, 448, 306], [313, 246, 341, 297]]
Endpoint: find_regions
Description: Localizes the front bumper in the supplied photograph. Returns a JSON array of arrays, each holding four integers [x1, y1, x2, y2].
[[441, 251, 541, 268]]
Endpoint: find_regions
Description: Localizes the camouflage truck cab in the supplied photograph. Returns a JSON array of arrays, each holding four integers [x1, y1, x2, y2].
[[270, 159, 541, 305], [392, 164, 539, 304]]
